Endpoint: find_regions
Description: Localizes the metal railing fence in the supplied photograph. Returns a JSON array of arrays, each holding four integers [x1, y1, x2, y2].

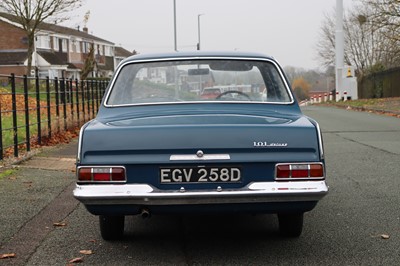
[[0, 74, 108, 160]]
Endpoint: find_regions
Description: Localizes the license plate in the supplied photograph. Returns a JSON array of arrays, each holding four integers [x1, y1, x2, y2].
[[160, 166, 242, 183]]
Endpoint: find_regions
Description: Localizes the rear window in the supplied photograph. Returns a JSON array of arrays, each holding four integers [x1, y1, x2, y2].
[[106, 59, 292, 106]]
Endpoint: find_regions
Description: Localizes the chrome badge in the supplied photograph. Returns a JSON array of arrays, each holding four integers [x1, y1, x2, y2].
[[196, 150, 204, 158], [254, 141, 288, 147]]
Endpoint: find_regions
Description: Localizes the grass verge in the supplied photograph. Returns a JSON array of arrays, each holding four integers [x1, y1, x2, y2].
[[317, 97, 400, 118]]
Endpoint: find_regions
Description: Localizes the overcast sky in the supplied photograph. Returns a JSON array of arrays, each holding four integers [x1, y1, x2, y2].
[[63, 0, 355, 70]]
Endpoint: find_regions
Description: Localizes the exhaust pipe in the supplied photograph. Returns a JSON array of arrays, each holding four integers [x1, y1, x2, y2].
[[140, 208, 151, 219]]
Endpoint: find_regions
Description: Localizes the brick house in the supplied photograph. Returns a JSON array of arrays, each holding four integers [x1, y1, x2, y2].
[[0, 12, 133, 79]]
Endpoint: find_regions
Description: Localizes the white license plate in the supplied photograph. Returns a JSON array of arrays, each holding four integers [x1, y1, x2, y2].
[[160, 166, 242, 183]]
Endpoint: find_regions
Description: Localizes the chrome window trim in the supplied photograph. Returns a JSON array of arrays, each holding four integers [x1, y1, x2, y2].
[[103, 56, 295, 108], [315, 121, 325, 160], [76, 120, 93, 164], [307, 117, 325, 160]]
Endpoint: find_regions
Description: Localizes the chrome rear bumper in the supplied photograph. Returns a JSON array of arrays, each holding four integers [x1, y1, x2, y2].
[[73, 181, 328, 206]]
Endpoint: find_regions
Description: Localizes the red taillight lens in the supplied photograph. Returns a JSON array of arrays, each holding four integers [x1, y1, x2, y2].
[[111, 167, 125, 181], [291, 164, 309, 178], [310, 164, 324, 177], [93, 168, 111, 181], [77, 167, 126, 182], [275, 163, 324, 180], [276, 165, 290, 178], [78, 168, 92, 181]]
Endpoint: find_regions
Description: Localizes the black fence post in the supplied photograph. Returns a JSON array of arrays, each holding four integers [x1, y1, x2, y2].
[[81, 80, 86, 123], [95, 80, 99, 111], [46, 77, 51, 138], [75, 79, 80, 124], [23, 75, 30, 152], [35, 75, 41, 145], [11, 74, 18, 157], [69, 79, 74, 126], [86, 80, 91, 120], [54, 77, 60, 132], [65, 78, 71, 104], [91, 80, 95, 118], [60, 78, 67, 130]]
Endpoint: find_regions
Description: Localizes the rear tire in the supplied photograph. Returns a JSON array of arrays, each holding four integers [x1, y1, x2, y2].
[[278, 213, 303, 237], [99, 215, 125, 240]]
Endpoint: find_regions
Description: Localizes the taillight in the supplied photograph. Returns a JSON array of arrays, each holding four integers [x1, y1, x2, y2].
[[78, 168, 92, 181], [77, 167, 126, 182], [111, 167, 125, 181], [275, 163, 324, 180]]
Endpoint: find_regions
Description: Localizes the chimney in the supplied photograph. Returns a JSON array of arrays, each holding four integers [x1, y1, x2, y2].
[[83, 27, 88, 33]]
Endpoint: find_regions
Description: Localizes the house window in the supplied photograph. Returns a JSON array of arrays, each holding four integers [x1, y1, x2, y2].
[[82, 42, 93, 53], [53, 37, 59, 50], [76, 41, 80, 53], [38, 69, 49, 78], [82, 42, 87, 53], [70, 38, 80, 53], [70, 38, 75, 52], [97, 44, 101, 56], [36, 35, 51, 49], [61, 39, 68, 52], [105, 46, 114, 56]]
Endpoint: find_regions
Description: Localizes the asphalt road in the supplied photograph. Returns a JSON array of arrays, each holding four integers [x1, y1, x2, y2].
[[1, 106, 399, 265]]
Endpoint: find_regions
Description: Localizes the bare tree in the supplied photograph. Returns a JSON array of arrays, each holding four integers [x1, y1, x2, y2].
[[0, 0, 83, 76], [359, 0, 400, 67], [361, 0, 400, 36], [316, 9, 358, 70], [316, 4, 400, 77], [315, 12, 336, 69]]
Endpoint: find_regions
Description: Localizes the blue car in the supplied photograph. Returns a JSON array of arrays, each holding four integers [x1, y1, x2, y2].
[[73, 51, 328, 240]]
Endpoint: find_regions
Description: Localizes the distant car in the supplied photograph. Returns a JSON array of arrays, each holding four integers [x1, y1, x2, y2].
[[200, 87, 222, 99], [74, 51, 328, 240]]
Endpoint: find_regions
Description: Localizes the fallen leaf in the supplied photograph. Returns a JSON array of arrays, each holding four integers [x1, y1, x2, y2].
[[79, 250, 93, 255], [0, 253, 16, 259], [381, 234, 390, 239], [88, 239, 96, 243], [53, 222, 67, 227], [68, 257, 83, 263]]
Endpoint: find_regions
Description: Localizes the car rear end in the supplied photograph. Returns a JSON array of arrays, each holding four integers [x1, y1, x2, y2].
[[73, 52, 328, 239]]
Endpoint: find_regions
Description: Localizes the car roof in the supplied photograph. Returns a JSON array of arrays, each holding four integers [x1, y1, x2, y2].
[[121, 51, 276, 63]]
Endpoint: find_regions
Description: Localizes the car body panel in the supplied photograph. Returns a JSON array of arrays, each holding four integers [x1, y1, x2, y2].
[[74, 51, 327, 220]]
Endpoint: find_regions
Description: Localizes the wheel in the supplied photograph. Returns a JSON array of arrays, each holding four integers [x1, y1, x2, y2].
[[277, 213, 304, 237], [99, 215, 125, 240], [216, 90, 251, 100]]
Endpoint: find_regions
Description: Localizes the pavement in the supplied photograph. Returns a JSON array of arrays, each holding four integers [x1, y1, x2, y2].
[[0, 138, 79, 264]]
